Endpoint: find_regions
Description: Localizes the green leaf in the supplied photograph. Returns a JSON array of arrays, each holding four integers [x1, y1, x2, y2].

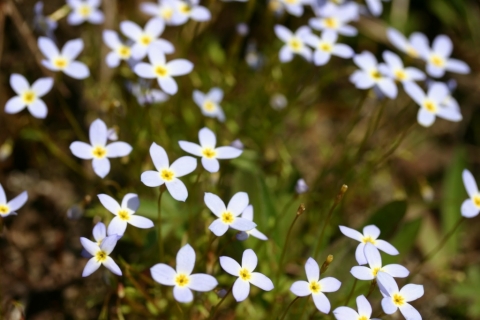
[[383, 218, 422, 265], [364, 200, 407, 239]]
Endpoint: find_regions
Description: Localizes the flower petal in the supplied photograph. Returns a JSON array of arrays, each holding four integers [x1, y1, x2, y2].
[[376, 271, 398, 296], [134, 62, 156, 79], [355, 243, 368, 265], [80, 237, 99, 256], [173, 286, 193, 303], [188, 273, 218, 292], [250, 272, 274, 291], [209, 219, 229, 236], [339, 226, 363, 242], [350, 266, 374, 280], [103, 257, 122, 276], [381, 297, 397, 314], [178, 141, 202, 157], [176, 243, 195, 275], [382, 264, 409, 278], [89, 119, 108, 147], [215, 147, 242, 159], [165, 179, 189, 202], [128, 215, 154, 229], [417, 108, 436, 127], [356, 295, 372, 318], [151, 263, 176, 285], [208, 87, 223, 102], [219, 256, 241, 276], [274, 24, 292, 42], [31, 77, 54, 97], [27, 99, 48, 119], [353, 51, 377, 70], [121, 193, 140, 212], [7, 191, 28, 212], [158, 77, 178, 95], [305, 257, 320, 282], [150, 143, 169, 170], [230, 218, 256, 231], [400, 284, 424, 302], [167, 59, 193, 76], [364, 243, 382, 267], [290, 280, 311, 296], [201, 157, 220, 173], [98, 194, 121, 214], [170, 156, 197, 177], [241, 249, 257, 271], [38, 37, 59, 60], [82, 258, 101, 277], [461, 199, 479, 218], [141, 171, 164, 187], [446, 59, 470, 74], [227, 192, 249, 215], [333, 306, 359, 320], [232, 278, 250, 302], [319, 277, 341, 292], [62, 38, 84, 60], [432, 35, 452, 57], [399, 303, 422, 320], [204, 193, 226, 217], [92, 157, 111, 178], [106, 142, 132, 158], [10, 74, 30, 94], [93, 222, 106, 242], [5, 97, 26, 114], [63, 61, 90, 79], [0, 185, 5, 203], [100, 234, 119, 254], [312, 292, 331, 314], [145, 17, 165, 37], [375, 240, 399, 256], [198, 127, 216, 147], [120, 20, 143, 40]]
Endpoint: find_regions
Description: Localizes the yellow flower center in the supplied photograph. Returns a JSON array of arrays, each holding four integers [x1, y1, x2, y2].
[[179, 4, 191, 13], [118, 209, 130, 221], [221, 211, 234, 224], [203, 100, 216, 112], [372, 267, 381, 277], [430, 55, 445, 67], [473, 195, 480, 208], [139, 34, 152, 46], [175, 273, 190, 287], [423, 100, 437, 113], [406, 46, 419, 58], [309, 280, 321, 294], [154, 65, 168, 77], [392, 293, 405, 306], [92, 146, 107, 159], [362, 236, 377, 245], [117, 45, 131, 59], [22, 90, 36, 104], [269, 0, 281, 11], [202, 147, 217, 159], [0, 204, 10, 215], [324, 17, 338, 29], [53, 57, 68, 69], [161, 8, 173, 20], [319, 42, 333, 52], [78, 5, 92, 17], [239, 268, 251, 281], [160, 169, 174, 181], [358, 316, 369, 320], [370, 70, 382, 81], [288, 38, 302, 52], [95, 250, 108, 263], [395, 69, 407, 81], [284, 0, 298, 4]]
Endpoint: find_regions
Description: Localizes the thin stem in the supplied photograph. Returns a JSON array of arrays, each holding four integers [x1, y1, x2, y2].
[[208, 284, 233, 320], [366, 280, 376, 298], [279, 296, 300, 320], [277, 204, 306, 281], [344, 278, 357, 305], [313, 185, 348, 259], [157, 186, 166, 260], [298, 295, 310, 319]]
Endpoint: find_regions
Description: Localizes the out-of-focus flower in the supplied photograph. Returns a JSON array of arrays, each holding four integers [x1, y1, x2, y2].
[[67, 0, 104, 25], [80, 235, 122, 277], [333, 295, 380, 320], [236, 23, 249, 36], [230, 139, 244, 150], [70, 119, 133, 178], [415, 35, 470, 78], [295, 178, 309, 194], [98, 193, 154, 236], [461, 169, 480, 218], [378, 50, 425, 84], [5, 74, 53, 119], [404, 82, 462, 127], [120, 18, 174, 60], [237, 205, 268, 241], [339, 225, 399, 265], [33, 2, 58, 39], [103, 30, 133, 68], [377, 272, 424, 320], [270, 93, 288, 110], [150, 244, 218, 303], [179, 127, 242, 173], [204, 192, 256, 236], [220, 249, 274, 302], [350, 51, 397, 99], [274, 25, 312, 63], [275, 0, 313, 17], [365, 0, 390, 16], [386, 28, 428, 59], [304, 30, 354, 66], [127, 80, 169, 106], [290, 257, 341, 313], [92, 222, 107, 244], [170, 0, 211, 25], [192, 88, 225, 121], [245, 42, 265, 70], [134, 45, 193, 95], [140, 0, 178, 25], [141, 143, 197, 201], [309, 4, 358, 36], [38, 37, 90, 79], [107, 128, 118, 141], [0, 184, 28, 218], [67, 204, 84, 219], [350, 243, 409, 280]]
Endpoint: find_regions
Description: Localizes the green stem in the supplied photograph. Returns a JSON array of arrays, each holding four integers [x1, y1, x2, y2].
[[157, 186, 166, 260], [208, 284, 233, 320], [279, 296, 300, 320], [344, 278, 357, 305], [366, 280, 376, 298]]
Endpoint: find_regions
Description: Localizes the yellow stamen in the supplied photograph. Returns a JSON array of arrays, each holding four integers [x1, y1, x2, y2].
[[392, 293, 405, 306], [95, 250, 108, 263], [139, 34, 152, 46], [118, 209, 130, 221], [358, 316, 368, 320], [78, 5, 92, 17], [239, 268, 251, 281], [395, 69, 407, 81], [154, 65, 168, 77], [161, 8, 173, 20], [284, 0, 298, 4], [0, 204, 10, 215], [423, 100, 437, 113], [309, 280, 321, 294], [22, 90, 36, 104], [406, 46, 419, 58], [430, 55, 445, 67], [160, 169, 174, 181], [473, 195, 480, 208], [175, 273, 190, 287], [203, 100, 216, 112], [202, 148, 217, 159], [221, 211, 234, 224], [324, 17, 338, 29], [53, 57, 68, 69], [370, 70, 382, 80], [362, 236, 376, 245], [372, 267, 381, 277], [289, 38, 302, 51], [319, 42, 333, 52], [92, 146, 107, 159], [179, 4, 191, 13], [117, 45, 131, 59]]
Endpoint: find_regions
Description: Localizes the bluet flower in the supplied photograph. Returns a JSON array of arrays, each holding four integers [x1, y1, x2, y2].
[[67, 0, 104, 25], [333, 295, 380, 320], [461, 169, 480, 218], [0, 184, 28, 218], [274, 25, 312, 63], [80, 235, 122, 277], [192, 88, 225, 122]]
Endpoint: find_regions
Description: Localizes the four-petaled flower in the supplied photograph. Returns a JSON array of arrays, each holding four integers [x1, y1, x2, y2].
[[98, 193, 154, 236], [220, 249, 274, 302], [461, 169, 480, 218], [179, 127, 242, 173], [309, 4, 358, 37], [66, 0, 104, 25], [290, 257, 341, 314], [150, 244, 218, 302], [204, 192, 256, 236], [333, 295, 380, 320], [170, 0, 211, 25], [70, 118, 133, 178], [192, 88, 226, 122], [141, 143, 197, 201], [274, 25, 312, 63], [386, 28, 428, 59], [38, 37, 90, 79], [237, 205, 268, 241], [5, 74, 53, 119], [304, 30, 354, 66], [103, 30, 133, 68], [80, 234, 122, 277], [0, 184, 28, 218], [378, 50, 425, 84], [339, 225, 399, 265]]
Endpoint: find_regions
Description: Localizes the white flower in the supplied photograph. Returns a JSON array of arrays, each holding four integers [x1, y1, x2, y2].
[[5, 74, 53, 119], [0, 183, 28, 218], [98, 193, 154, 236], [66, 0, 104, 25], [274, 25, 312, 63], [304, 30, 354, 66], [150, 244, 218, 302], [134, 45, 193, 95], [140, 0, 178, 25], [333, 295, 380, 320], [339, 225, 399, 265], [295, 178, 309, 194], [290, 257, 341, 314], [80, 234, 122, 277], [192, 88, 226, 122], [309, 4, 358, 37], [204, 192, 256, 236], [415, 34, 470, 78], [350, 243, 409, 280], [92, 222, 107, 245], [377, 272, 424, 320], [404, 82, 462, 127], [276, 0, 312, 17], [378, 50, 425, 83], [107, 127, 118, 141], [170, 0, 211, 25], [219, 249, 274, 302], [38, 37, 90, 79], [102, 30, 133, 68], [70, 119, 133, 178], [141, 143, 197, 202], [120, 18, 174, 60], [179, 127, 242, 173], [237, 205, 268, 241], [349, 51, 397, 99], [365, 0, 389, 16], [386, 28, 429, 59], [461, 169, 480, 218]]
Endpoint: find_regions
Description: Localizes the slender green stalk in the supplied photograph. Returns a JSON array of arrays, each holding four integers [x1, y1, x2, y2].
[[344, 279, 357, 305], [208, 284, 233, 320], [157, 186, 166, 260], [298, 295, 311, 319], [356, 99, 388, 158], [279, 296, 300, 320], [277, 204, 306, 281], [366, 280, 376, 298], [313, 185, 348, 259]]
